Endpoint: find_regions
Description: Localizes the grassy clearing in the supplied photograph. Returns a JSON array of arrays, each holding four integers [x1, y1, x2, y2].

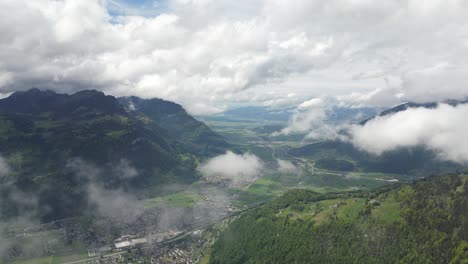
[[372, 200, 402, 223], [233, 177, 288, 206], [12, 252, 88, 264], [232, 168, 403, 206], [12, 256, 54, 264], [275, 195, 404, 226], [144, 191, 203, 208]]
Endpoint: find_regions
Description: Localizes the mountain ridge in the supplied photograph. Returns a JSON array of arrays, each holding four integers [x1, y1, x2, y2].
[[0, 88, 230, 221], [360, 99, 468, 125]]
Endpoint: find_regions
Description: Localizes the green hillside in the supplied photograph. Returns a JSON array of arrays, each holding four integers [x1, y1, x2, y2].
[[118, 96, 230, 157], [210, 174, 468, 264], [0, 89, 229, 222]]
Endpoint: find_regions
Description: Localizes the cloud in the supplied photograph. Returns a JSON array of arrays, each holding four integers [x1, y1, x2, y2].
[[350, 103, 468, 163], [1, 0, 468, 113], [87, 184, 143, 223], [276, 159, 300, 174], [66, 158, 142, 222], [0, 155, 10, 178], [273, 98, 345, 140], [66, 158, 102, 180], [113, 159, 139, 179], [199, 151, 264, 186], [0, 155, 46, 261], [275, 98, 326, 134]]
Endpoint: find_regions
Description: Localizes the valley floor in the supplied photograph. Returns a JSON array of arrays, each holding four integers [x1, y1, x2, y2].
[[4, 130, 412, 264]]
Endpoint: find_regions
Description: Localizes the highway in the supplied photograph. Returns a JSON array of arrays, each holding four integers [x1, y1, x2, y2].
[[244, 127, 316, 175]]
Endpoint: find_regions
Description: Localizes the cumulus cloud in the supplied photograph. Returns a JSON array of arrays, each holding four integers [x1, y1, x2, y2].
[[273, 98, 345, 140], [276, 159, 300, 174], [275, 98, 326, 134], [1, 0, 468, 113], [350, 103, 468, 163], [199, 151, 264, 186]]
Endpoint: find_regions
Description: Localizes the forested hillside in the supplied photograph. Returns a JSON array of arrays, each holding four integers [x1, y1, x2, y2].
[[210, 174, 468, 264], [0, 89, 229, 221], [118, 96, 230, 157]]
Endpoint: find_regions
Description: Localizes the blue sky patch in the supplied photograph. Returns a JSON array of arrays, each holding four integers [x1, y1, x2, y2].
[[107, 0, 168, 17]]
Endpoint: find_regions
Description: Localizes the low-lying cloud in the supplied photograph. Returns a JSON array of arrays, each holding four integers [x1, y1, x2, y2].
[[350, 103, 468, 163], [87, 184, 143, 223], [273, 98, 345, 141], [275, 98, 326, 135], [199, 151, 264, 187], [66, 158, 143, 222], [0, 155, 10, 178], [0, 154, 44, 261], [276, 159, 300, 174]]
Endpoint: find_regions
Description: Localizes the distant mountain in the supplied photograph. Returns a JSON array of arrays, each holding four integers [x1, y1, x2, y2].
[[287, 100, 467, 175], [361, 99, 468, 124], [209, 105, 378, 124], [0, 89, 229, 221], [0, 88, 124, 116], [210, 106, 292, 122], [326, 106, 378, 124]]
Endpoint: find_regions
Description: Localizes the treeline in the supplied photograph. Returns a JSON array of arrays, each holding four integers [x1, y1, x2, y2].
[[210, 174, 468, 263]]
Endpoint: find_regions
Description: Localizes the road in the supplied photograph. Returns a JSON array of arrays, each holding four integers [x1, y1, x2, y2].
[[243, 127, 316, 175], [64, 129, 314, 264], [62, 199, 270, 264]]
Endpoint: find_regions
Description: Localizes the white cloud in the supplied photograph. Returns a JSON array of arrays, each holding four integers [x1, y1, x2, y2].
[[66, 158, 143, 222], [113, 159, 138, 179], [199, 151, 264, 186], [274, 98, 344, 140], [276, 98, 326, 135], [87, 184, 143, 223], [350, 103, 468, 163], [0, 155, 10, 178], [1, 0, 468, 113], [276, 159, 300, 174]]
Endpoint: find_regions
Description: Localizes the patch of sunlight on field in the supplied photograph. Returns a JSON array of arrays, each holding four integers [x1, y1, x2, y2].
[[144, 191, 203, 208]]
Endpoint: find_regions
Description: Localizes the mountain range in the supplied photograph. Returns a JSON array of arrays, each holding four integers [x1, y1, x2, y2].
[[360, 99, 468, 125], [288, 100, 468, 176], [0, 88, 230, 221]]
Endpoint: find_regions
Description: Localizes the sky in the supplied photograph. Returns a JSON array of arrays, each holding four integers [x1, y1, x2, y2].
[[0, 0, 468, 115]]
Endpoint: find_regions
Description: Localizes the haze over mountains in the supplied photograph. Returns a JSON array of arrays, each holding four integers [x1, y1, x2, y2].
[[1, 0, 468, 263], [1, 88, 467, 263], [0, 88, 230, 221], [0, 89, 465, 222]]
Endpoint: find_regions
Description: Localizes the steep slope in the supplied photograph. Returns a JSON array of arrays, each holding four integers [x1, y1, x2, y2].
[[0, 89, 225, 221], [118, 96, 230, 157], [210, 174, 468, 264]]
